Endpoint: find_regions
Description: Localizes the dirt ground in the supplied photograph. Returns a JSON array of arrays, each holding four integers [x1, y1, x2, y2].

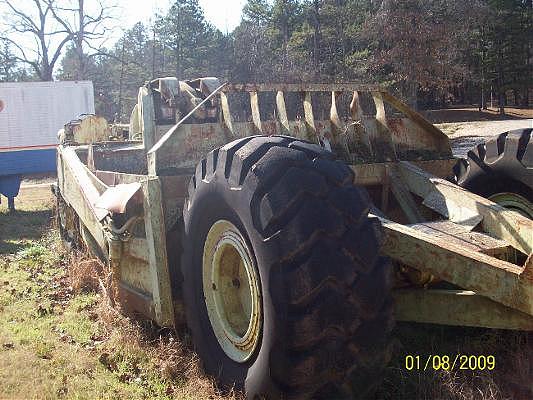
[[423, 107, 532, 124], [1, 115, 532, 399], [437, 120, 532, 158]]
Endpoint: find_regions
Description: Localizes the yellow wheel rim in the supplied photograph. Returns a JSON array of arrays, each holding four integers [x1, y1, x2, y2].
[[202, 220, 262, 362], [489, 192, 533, 219]]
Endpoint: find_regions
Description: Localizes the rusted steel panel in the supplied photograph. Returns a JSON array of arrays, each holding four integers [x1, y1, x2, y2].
[[387, 117, 451, 160], [95, 170, 147, 186], [124, 237, 150, 263], [388, 166, 423, 223], [139, 86, 157, 152], [160, 175, 190, 229], [329, 91, 344, 144], [91, 144, 147, 175], [148, 123, 230, 174], [57, 147, 109, 253], [220, 92, 234, 136], [408, 221, 513, 260], [224, 83, 383, 92], [68, 115, 109, 144], [380, 91, 451, 156], [394, 289, 533, 330], [276, 91, 290, 134], [119, 282, 156, 321], [398, 161, 532, 254], [142, 178, 175, 326], [371, 92, 397, 161], [250, 91, 263, 133], [380, 217, 533, 316], [303, 92, 318, 143], [120, 254, 153, 295]]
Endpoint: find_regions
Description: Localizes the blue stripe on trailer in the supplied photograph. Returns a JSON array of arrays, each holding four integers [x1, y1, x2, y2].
[[0, 148, 57, 176]]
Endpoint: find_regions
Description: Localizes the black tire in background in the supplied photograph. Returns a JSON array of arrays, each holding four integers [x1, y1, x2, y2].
[[181, 135, 393, 399], [454, 129, 533, 218]]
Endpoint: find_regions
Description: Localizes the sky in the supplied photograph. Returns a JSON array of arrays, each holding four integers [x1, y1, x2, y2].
[[0, 0, 248, 71], [119, 0, 247, 34]]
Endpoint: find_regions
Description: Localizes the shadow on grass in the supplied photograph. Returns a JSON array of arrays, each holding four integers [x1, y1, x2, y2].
[[0, 209, 52, 254]]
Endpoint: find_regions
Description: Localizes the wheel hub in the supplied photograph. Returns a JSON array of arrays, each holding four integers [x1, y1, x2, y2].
[[488, 192, 533, 219], [202, 220, 262, 362]]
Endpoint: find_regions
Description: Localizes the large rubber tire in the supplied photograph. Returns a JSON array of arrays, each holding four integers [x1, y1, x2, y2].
[[454, 129, 533, 217], [181, 135, 393, 399]]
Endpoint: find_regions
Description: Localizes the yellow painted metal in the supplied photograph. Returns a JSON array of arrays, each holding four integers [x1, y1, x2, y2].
[[380, 217, 533, 316], [394, 289, 533, 330], [202, 220, 262, 362], [397, 161, 533, 255]]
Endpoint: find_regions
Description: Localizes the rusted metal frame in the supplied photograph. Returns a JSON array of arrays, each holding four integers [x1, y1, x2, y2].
[[350, 159, 456, 186], [387, 165, 424, 223], [119, 282, 157, 321], [224, 83, 382, 93], [303, 91, 319, 143], [142, 177, 175, 327], [95, 170, 148, 186], [371, 91, 397, 161], [397, 161, 532, 255], [159, 175, 190, 229], [123, 237, 150, 263], [380, 91, 451, 155], [71, 147, 109, 194], [60, 147, 175, 327], [250, 91, 263, 133], [394, 289, 533, 331], [329, 91, 346, 150], [348, 91, 373, 157], [220, 91, 235, 138], [147, 123, 230, 175], [276, 91, 290, 135], [379, 217, 533, 316], [148, 81, 228, 157], [57, 147, 109, 253], [139, 86, 157, 152], [408, 221, 512, 258]]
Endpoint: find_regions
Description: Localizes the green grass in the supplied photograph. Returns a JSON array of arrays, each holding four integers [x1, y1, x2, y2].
[[376, 323, 532, 400], [2, 187, 530, 400], [0, 191, 231, 400]]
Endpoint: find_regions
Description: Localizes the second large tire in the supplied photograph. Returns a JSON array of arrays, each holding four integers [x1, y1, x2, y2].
[[181, 135, 393, 399], [454, 128, 532, 218]]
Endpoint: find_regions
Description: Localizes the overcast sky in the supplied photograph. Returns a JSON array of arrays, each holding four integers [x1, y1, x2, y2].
[[119, 0, 247, 33]]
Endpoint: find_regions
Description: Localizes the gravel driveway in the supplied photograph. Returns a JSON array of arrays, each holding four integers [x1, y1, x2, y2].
[[437, 119, 533, 158]]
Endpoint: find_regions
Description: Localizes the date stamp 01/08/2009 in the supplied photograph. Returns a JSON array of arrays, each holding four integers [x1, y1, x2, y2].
[[404, 355, 496, 372]]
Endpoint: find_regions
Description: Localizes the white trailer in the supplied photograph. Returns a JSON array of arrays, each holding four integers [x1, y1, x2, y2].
[[0, 80, 95, 210]]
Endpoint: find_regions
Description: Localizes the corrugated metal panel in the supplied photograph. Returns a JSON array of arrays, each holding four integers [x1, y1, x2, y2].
[[0, 81, 94, 150]]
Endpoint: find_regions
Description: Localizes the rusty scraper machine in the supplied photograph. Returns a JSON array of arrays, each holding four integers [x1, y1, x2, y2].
[[54, 77, 533, 399]]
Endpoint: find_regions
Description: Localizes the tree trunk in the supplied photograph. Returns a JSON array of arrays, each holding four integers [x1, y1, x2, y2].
[[76, 0, 85, 80], [409, 81, 418, 110], [497, 64, 505, 115]]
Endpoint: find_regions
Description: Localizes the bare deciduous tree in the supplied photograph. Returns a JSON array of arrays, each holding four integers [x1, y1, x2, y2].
[[0, 0, 115, 81]]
